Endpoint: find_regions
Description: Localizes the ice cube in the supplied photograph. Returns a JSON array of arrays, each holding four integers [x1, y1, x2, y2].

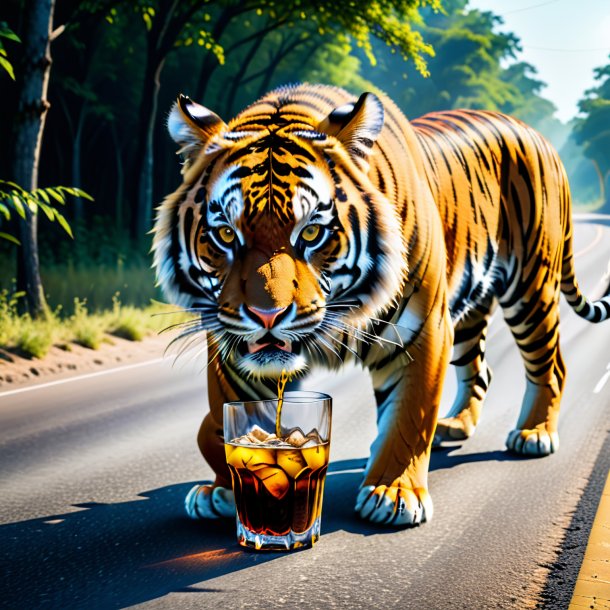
[[305, 429, 323, 445], [302, 444, 327, 471], [255, 466, 290, 499], [226, 445, 275, 470], [266, 438, 291, 447], [244, 433, 263, 444], [277, 449, 308, 478], [249, 425, 273, 443], [285, 427, 308, 447], [231, 434, 253, 445]]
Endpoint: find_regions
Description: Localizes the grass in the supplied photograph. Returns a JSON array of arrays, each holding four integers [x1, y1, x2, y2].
[[0, 289, 193, 359], [0, 227, 196, 359], [15, 323, 55, 359], [41, 263, 162, 312]]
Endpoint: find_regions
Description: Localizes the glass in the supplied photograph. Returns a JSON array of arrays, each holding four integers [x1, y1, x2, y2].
[[223, 391, 332, 551]]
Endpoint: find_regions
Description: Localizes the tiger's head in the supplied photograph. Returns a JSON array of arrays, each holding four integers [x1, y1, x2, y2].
[[153, 89, 406, 379]]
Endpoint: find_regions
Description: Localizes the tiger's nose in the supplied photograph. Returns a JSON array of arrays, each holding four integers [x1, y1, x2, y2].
[[245, 305, 289, 329]]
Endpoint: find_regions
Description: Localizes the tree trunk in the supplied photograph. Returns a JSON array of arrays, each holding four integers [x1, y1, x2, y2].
[[71, 102, 86, 224], [131, 53, 165, 245], [590, 159, 606, 207], [110, 121, 125, 232], [12, 0, 55, 318]]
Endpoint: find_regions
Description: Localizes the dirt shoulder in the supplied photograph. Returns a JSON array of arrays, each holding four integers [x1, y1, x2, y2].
[[0, 334, 172, 391]]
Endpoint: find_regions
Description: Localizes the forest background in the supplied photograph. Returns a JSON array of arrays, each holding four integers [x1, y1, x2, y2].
[[1, 0, 609, 358]]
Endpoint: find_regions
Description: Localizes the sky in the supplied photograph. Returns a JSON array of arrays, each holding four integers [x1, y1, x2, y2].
[[467, 0, 610, 123]]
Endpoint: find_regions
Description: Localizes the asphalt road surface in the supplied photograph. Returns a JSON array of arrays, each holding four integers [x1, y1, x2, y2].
[[1, 219, 610, 610]]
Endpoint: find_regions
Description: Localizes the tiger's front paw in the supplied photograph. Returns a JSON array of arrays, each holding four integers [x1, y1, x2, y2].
[[354, 484, 433, 527], [185, 484, 235, 519], [506, 428, 558, 457]]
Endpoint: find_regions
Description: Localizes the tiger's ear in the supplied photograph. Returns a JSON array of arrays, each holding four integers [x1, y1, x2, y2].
[[167, 94, 227, 161], [317, 92, 384, 172]]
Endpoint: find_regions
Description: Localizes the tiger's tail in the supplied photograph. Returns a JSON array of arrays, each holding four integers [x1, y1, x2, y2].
[[560, 208, 610, 323]]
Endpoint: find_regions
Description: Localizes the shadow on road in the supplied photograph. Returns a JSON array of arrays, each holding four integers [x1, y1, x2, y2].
[[1, 458, 384, 609], [430, 446, 522, 471], [1, 449, 522, 608]]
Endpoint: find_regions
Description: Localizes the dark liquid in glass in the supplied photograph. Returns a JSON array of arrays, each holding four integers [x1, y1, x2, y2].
[[225, 442, 329, 537]]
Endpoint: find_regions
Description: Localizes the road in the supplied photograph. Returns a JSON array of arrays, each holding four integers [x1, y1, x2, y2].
[[1, 220, 610, 610]]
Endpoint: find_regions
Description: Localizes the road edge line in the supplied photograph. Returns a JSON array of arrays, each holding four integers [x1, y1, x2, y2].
[[568, 469, 610, 609], [0, 357, 165, 399]]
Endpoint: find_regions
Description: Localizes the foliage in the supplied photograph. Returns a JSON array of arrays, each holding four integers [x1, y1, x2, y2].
[[0, 290, 61, 357], [498, 62, 556, 125], [0, 288, 192, 358], [40, 262, 159, 312], [107, 294, 147, 340], [0, 21, 20, 80], [0, 180, 92, 245], [71, 298, 107, 349], [2, 0, 604, 320], [357, 0, 522, 118], [574, 56, 610, 208], [16, 322, 56, 359]]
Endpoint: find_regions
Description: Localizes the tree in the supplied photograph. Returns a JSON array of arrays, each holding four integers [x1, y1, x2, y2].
[[358, 0, 523, 119], [128, 0, 441, 245], [574, 56, 610, 211], [10, 0, 60, 317]]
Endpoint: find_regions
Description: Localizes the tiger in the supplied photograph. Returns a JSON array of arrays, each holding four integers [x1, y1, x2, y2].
[[152, 83, 610, 527]]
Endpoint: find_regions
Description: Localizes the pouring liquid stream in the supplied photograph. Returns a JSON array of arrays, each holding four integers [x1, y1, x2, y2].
[[275, 369, 290, 437]]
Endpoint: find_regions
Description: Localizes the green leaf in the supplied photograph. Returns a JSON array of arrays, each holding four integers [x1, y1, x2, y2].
[[0, 23, 21, 43], [11, 193, 25, 218], [37, 201, 55, 221], [0, 231, 20, 245], [55, 211, 74, 238], [24, 194, 38, 213], [0, 180, 24, 192], [0, 55, 15, 80], [34, 188, 50, 204], [45, 187, 66, 204], [73, 187, 93, 201], [143, 12, 152, 31], [61, 186, 93, 201], [0, 202, 10, 219]]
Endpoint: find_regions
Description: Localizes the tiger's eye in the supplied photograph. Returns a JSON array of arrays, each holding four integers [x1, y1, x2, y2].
[[218, 226, 235, 244], [301, 224, 321, 242]]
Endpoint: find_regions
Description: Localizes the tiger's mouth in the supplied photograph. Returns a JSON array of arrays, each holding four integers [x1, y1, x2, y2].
[[234, 334, 306, 377], [236, 334, 302, 357]]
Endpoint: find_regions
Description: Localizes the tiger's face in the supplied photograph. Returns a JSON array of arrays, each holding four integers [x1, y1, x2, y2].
[[153, 92, 406, 378]]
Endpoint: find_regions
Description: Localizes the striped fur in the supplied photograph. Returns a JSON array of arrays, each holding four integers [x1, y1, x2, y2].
[[153, 84, 610, 526]]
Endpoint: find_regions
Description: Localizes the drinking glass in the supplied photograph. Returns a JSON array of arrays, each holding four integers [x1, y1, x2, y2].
[[223, 391, 332, 551]]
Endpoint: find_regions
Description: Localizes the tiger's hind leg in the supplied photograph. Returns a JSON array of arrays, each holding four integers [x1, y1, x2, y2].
[[502, 279, 566, 456], [433, 301, 496, 446]]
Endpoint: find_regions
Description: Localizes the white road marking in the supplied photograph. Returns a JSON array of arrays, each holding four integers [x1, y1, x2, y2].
[[593, 363, 610, 394], [574, 225, 603, 259], [0, 358, 165, 399]]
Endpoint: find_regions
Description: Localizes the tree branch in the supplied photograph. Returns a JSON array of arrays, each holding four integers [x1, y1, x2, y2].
[[49, 24, 65, 41]]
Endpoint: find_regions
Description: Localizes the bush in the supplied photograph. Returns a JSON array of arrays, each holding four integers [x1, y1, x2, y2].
[[70, 299, 106, 349], [0, 286, 195, 358], [0, 288, 20, 346], [16, 322, 55, 359], [108, 295, 146, 341]]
